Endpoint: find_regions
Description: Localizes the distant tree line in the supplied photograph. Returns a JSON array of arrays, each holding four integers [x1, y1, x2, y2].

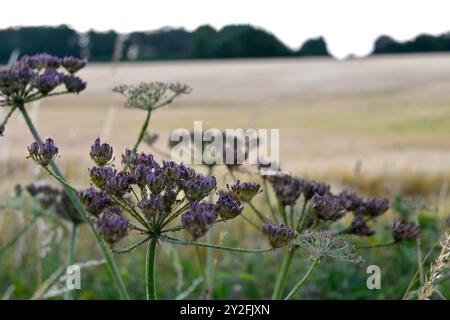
[[0, 24, 330, 63], [373, 33, 450, 54], [2, 24, 449, 63]]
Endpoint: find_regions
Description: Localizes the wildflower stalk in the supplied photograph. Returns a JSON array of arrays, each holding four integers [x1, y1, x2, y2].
[[0, 215, 38, 257], [262, 178, 278, 223], [248, 201, 267, 223], [146, 237, 158, 300], [161, 236, 272, 253], [18, 103, 130, 300], [355, 241, 396, 249], [133, 109, 152, 153], [64, 222, 77, 300], [205, 166, 215, 299], [271, 247, 295, 299], [284, 257, 320, 300], [113, 236, 152, 254]]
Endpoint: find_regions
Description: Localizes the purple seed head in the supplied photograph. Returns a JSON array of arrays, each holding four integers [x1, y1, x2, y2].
[[96, 207, 129, 245], [138, 195, 165, 219], [338, 190, 363, 212], [347, 215, 375, 236], [62, 56, 87, 74], [105, 171, 136, 197], [89, 166, 115, 189], [162, 160, 189, 182], [312, 193, 347, 222], [146, 169, 167, 194], [27, 138, 58, 167], [228, 180, 261, 203], [181, 202, 218, 240], [90, 138, 113, 166], [79, 187, 111, 217], [31, 53, 61, 69], [393, 219, 421, 243], [63, 74, 86, 93], [268, 174, 302, 206], [355, 197, 389, 217], [216, 190, 243, 220], [300, 179, 330, 201], [182, 173, 217, 202], [261, 223, 297, 248], [33, 69, 63, 95]]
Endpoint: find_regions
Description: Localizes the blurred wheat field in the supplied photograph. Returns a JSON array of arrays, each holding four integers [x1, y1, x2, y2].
[[2, 54, 450, 196]]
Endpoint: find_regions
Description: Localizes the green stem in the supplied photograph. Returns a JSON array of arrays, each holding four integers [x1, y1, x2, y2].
[[355, 241, 397, 249], [278, 201, 287, 225], [284, 258, 320, 300], [18, 104, 130, 300], [113, 235, 151, 254], [64, 222, 77, 300], [0, 215, 38, 257], [262, 178, 278, 223], [146, 237, 157, 300], [248, 201, 267, 223], [296, 200, 309, 231], [133, 109, 152, 153], [161, 236, 272, 253], [205, 166, 215, 299], [271, 247, 295, 299]]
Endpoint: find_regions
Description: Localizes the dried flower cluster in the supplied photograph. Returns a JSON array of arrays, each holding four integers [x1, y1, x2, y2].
[[113, 82, 191, 110]]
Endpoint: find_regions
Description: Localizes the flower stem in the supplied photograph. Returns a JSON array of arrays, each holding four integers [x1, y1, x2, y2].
[[355, 241, 397, 249], [161, 236, 272, 253], [18, 103, 130, 300], [271, 247, 295, 299], [284, 258, 320, 300], [262, 178, 278, 223], [205, 166, 216, 299], [133, 109, 152, 153], [146, 237, 158, 300], [248, 201, 268, 223], [0, 215, 38, 257], [64, 222, 77, 300]]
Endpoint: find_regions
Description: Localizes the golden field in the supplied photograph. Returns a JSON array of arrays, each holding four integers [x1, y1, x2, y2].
[[2, 53, 450, 197]]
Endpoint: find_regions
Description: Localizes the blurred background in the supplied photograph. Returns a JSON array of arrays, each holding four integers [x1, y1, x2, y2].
[[0, 0, 449, 299]]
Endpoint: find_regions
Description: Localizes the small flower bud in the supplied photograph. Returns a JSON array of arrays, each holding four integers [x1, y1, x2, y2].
[[146, 169, 167, 194], [181, 202, 217, 240], [261, 223, 297, 248], [347, 215, 375, 236], [33, 69, 63, 95], [338, 190, 363, 212], [90, 138, 113, 166], [27, 138, 58, 167], [300, 179, 330, 201]]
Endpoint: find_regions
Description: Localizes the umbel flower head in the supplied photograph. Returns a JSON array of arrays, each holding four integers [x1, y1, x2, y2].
[[113, 82, 191, 110], [96, 207, 129, 245], [90, 138, 113, 166], [355, 197, 389, 217], [300, 179, 330, 201], [0, 53, 86, 104], [181, 170, 217, 202], [261, 223, 297, 248], [27, 138, 58, 167], [181, 202, 218, 240], [393, 219, 421, 243], [89, 166, 115, 189], [228, 181, 261, 203], [216, 190, 243, 220]]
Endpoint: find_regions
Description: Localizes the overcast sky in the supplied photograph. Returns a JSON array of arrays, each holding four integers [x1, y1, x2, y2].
[[1, 0, 449, 58]]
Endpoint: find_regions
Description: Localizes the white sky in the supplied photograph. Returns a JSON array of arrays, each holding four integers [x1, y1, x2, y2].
[[1, 0, 450, 58]]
